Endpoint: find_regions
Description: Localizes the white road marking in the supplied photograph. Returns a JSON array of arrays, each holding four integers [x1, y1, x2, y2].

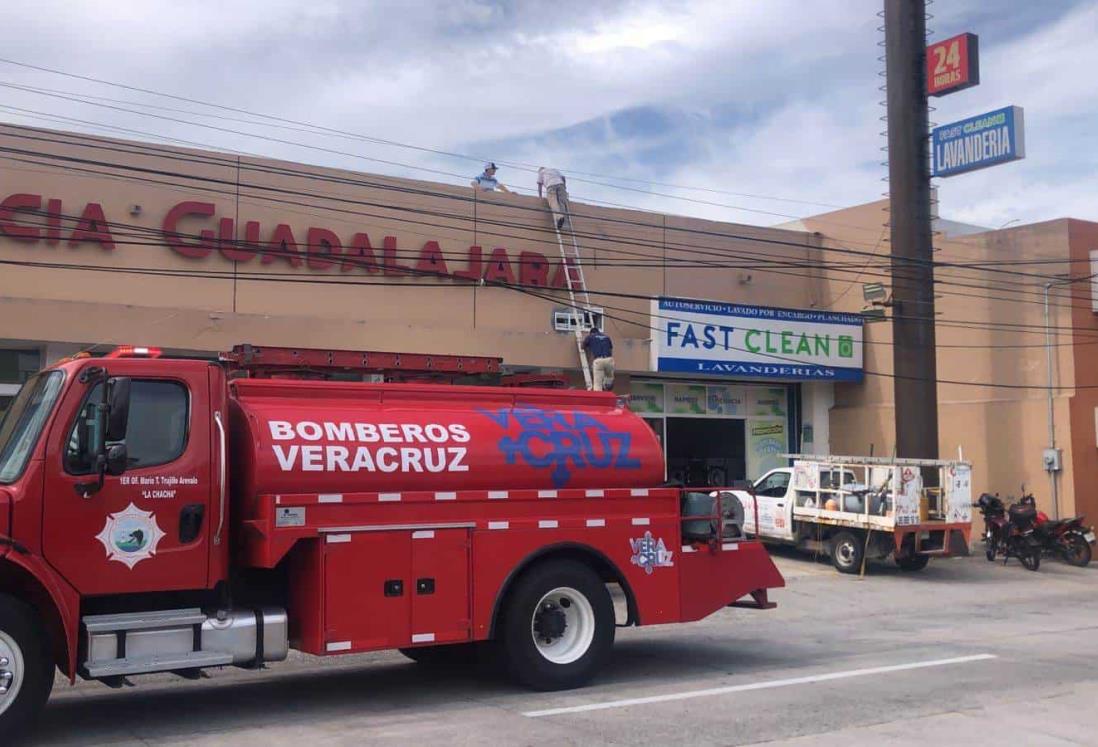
[[523, 654, 997, 718]]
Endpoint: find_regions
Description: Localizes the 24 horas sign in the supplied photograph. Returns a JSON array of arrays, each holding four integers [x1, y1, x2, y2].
[[0, 193, 580, 288], [650, 297, 864, 381]]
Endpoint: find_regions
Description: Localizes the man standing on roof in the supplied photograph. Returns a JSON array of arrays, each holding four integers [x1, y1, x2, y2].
[[537, 166, 570, 229], [472, 162, 510, 193], [582, 321, 614, 392]]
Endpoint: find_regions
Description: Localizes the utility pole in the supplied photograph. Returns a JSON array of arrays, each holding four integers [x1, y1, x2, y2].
[[884, 0, 939, 464]]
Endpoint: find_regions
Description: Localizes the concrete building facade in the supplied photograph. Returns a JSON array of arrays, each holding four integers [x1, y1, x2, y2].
[[1, 123, 1095, 522]]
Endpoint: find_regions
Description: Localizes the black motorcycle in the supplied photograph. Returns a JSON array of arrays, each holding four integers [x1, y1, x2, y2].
[[973, 493, 1042, 571], [1017, 494, 1095, 567]]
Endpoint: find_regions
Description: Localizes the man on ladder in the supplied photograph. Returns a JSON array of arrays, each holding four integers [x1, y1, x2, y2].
[[583, 321, 615, 392], [540, 165, 606, 390], [538, 166, 570, 229]]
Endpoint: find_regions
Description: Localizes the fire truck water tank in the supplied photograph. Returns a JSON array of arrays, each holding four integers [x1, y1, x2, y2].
[[229, 379, 666, 496]]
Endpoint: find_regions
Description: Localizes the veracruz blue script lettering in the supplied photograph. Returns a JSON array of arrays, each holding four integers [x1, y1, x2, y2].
[[480, 407, 641, 487]]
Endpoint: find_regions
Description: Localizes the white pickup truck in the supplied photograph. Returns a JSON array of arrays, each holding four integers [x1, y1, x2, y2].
[[726, 455, 974, 574]]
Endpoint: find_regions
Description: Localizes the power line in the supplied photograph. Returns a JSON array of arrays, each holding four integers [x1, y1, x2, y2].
[[3, 138, 1094, 338], [6, 201, 1098, 345], [4, 253, 1090, 391], [0, 66, 1077, 269], [0, 122, 1079, 309], [6, 144, 1093, 332]]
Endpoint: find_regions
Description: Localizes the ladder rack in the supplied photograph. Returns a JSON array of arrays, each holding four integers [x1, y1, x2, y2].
[[220, 344, 501, 381]]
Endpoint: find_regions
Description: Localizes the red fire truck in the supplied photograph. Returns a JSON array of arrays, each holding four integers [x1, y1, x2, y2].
[[0, 345, 783, 736]]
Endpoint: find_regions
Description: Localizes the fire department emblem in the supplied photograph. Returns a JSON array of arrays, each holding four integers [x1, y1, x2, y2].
[[95, 503, 166, 569], [629, 531, 674, 575]]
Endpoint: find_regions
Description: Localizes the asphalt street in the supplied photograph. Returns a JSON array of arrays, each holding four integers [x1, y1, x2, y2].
[[27, 548, 1098, 746]]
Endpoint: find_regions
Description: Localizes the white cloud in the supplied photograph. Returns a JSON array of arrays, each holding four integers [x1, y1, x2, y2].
[[0, 0, 1092, 229]]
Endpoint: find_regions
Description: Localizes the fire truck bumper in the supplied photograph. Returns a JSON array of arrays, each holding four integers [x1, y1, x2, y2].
[[677, 539, 785, 622]]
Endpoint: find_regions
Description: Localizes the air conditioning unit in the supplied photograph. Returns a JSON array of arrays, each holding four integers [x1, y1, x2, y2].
[[552, 307, 603, 333]]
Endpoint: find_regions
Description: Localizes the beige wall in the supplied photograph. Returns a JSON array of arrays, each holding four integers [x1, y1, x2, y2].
[[0, 123, 822, 377], [6, 123, 1094, 516], [799, 201, 1090, 517]]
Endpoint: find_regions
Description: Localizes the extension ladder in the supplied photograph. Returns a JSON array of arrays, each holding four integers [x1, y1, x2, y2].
[[548, 191, 595, 389]]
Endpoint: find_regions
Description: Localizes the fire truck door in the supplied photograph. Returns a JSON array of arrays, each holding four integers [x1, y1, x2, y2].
[[41, 365, 215, 595], [410, 529, 471, 645], [324, 531, 412, 651]]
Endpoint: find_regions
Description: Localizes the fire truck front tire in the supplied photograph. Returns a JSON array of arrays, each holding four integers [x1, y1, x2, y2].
[[0, 594, 55, 739], [498, 560, 615, 691]]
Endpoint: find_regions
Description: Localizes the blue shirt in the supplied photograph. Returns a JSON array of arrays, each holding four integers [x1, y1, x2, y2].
[[584, 330, 613, 358], [473, 174, 500, 191]]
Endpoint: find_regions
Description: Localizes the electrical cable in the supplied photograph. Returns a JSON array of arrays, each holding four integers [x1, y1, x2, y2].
[[0, 124, 1083, 312]]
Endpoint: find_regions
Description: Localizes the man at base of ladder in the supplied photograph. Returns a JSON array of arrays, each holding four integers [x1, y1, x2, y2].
[[538, 166, 570, 229], [583, 322, 615, 392]]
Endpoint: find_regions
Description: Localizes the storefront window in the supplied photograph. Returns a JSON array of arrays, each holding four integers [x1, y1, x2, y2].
[[630, 379, 793, 486], [0, 349, 42, 385]]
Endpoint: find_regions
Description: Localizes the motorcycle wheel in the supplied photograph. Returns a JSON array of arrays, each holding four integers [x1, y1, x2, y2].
[[1061, 533, 1092, 567], [1019, 548, 1040, 572]]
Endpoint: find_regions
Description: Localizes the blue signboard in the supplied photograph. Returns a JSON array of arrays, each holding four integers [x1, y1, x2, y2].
[[650, 297, 864, 382], [932, 105, 1025, 178]]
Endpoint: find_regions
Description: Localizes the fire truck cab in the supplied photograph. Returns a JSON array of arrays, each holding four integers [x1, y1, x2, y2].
[[0, 346, 784, 737]]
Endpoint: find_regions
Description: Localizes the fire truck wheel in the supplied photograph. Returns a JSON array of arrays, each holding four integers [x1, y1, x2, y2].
[[830, 531, 864, 574], [499, 560, 614, 691], [0, 594, 55, 738]]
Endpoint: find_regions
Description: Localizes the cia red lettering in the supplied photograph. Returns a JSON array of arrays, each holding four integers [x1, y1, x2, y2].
[[483, 246, 515, 284], [68, 202, 116, 251], [264, 223, 302, 267], [382, 236, 413, 276], [306, 227, 342, 270], [414, 240, 449, 276], [453, 245, 483, 281], [219, 218, 256, 262], [519, 250, 550, 286], [0, 193, 41, 241], [342, 232, 381, 273], [163, 201, 215, 258]]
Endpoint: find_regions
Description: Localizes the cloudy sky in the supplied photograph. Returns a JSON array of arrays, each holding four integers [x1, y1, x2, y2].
[[0, 0, 1093, 229]]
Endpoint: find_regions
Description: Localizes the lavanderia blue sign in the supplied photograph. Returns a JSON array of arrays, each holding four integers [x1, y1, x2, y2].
[[932, 105, 1025, 178]]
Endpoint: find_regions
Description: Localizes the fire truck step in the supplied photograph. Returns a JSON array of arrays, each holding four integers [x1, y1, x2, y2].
[[82, 651, 235, 679], [82, 608, 206, 632]]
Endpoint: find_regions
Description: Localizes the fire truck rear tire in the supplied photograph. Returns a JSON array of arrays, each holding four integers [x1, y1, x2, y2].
[[498, 560, 614, 691], [0, 594, 55, 739]]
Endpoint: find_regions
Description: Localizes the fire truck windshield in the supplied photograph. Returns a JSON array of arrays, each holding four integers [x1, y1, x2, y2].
[[0, 371, 64, 484]]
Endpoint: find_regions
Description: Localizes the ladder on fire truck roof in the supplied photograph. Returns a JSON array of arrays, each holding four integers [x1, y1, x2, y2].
[[547, 182, 595, 390]]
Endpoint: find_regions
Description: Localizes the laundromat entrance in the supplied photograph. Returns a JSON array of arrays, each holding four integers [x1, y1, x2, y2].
[[666, 417, 745, 488]]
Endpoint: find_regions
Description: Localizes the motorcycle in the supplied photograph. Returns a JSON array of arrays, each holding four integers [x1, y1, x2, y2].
[[1020, 494, 1095, 567], [973, 493, 1042, 571]]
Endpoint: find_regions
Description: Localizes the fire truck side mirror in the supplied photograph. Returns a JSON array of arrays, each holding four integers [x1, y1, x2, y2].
[[106, 377, 131, 443], [104, 443, 129, 477]]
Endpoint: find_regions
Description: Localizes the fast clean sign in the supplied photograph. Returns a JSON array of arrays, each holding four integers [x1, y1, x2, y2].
[[650, 298, 864, 381], [932, 106, 1025, 177]]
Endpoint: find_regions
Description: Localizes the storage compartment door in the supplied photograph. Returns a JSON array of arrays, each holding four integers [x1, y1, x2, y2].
[[324, 532, 411, 653], [410, 529, 471, 645]]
